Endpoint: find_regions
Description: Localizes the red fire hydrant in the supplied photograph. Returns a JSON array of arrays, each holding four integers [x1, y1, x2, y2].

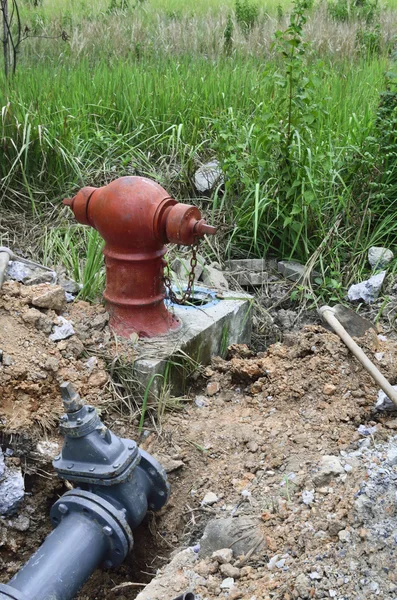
[[63, 176, 216, 338]]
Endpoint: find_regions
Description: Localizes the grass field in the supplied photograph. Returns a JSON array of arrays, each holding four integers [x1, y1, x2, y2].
[[1, 0, 397, 299]]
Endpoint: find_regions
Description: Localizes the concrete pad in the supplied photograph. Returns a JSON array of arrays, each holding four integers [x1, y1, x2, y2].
[[133, 287, 252, 399]]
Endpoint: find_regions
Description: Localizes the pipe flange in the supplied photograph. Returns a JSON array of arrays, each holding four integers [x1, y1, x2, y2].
[[59, 404, 100, 438], [51, 489, 133, 568], [139, 449, 170, 511], [0, 585, 29, 600]]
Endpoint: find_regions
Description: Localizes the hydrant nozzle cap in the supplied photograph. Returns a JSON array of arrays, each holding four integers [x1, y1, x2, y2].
[[62, 187, 97, 226]]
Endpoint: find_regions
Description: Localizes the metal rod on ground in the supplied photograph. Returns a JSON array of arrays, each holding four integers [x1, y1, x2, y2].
[[318, 305, 397, 408]]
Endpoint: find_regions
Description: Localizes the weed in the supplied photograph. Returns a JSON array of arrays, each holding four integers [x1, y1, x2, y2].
[[224, 13, 234, 54], [235, 0, 259, 33], [327, 0, 380, 23]]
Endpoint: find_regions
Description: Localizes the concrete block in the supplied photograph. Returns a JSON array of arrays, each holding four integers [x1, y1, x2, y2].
[[227, 258, 277, 287], [277, 260, 321, 282], [132, 287, 252, 399]]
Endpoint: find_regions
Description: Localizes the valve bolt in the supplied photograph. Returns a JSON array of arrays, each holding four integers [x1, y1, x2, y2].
[[58, 504, 68, 515], [67, 464, 74, 469], [103, 526, 113, 537]]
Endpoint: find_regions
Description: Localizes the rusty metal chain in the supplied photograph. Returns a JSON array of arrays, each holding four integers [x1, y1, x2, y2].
[[163, 240, 200, 305]]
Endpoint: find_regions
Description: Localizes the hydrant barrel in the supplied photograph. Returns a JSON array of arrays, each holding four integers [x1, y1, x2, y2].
[[63, 176, 216, 337]]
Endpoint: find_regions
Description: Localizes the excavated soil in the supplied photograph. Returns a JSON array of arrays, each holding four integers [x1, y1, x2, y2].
[[2, 281, 397, 599]]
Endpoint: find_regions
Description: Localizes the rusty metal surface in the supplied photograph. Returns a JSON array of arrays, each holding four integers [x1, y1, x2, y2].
[[64, 176, 216, 338]]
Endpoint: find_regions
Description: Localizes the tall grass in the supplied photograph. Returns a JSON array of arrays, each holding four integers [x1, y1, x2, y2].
[[1, 0, 397, 292]]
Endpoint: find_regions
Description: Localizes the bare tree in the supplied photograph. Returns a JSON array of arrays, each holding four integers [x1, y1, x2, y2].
[[1, 0, 68, 77]]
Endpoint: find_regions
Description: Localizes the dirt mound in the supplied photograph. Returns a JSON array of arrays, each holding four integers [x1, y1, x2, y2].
[[2, 293, 397, 600]]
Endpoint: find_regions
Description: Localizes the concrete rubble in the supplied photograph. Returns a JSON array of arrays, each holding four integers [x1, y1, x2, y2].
[[194, 160, 224, 193], [368, 246, 394, 270], [347, 270, 386, 304]]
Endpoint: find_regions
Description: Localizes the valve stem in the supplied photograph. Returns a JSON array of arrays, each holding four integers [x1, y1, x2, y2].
[[60, 381, 84, 413]]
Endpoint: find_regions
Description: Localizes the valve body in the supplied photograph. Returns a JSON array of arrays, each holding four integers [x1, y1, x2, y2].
[[0, 383, 170, 600], [63, 176, 216, 338]]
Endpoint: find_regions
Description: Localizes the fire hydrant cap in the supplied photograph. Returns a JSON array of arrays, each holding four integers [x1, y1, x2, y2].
[[63, 187, 97, 226]]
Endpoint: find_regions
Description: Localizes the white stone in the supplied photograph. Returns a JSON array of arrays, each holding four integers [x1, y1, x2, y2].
[[347, 271, 386, 304], [220, 577, 234, 590], [338, 529, 351, 543], [368, 246, 394, 270], [201, 492, 219, 506], [267, 554, 280, 570], [387, 447, 397, 466], [302, 489, 315, 505], [313, 456, 344, 487], [375, 386, 397, 412], [194, 160, 224, 193], [212, 548, 233, 564], [49, 316, 75, 341]]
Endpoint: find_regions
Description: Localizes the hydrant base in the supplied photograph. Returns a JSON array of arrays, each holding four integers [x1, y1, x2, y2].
[[107, 303, 182, 338]]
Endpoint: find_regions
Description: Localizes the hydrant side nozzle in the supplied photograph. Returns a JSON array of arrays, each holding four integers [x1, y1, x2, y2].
[[165, 203, 215, 246], [63, 187, 97, 226], [193, 219, 217, 237]]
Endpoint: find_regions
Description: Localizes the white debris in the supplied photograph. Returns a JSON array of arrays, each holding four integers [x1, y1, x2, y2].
[[375, 387, 397, 412], [194, 160, 224, 193], [368, 246, 394, 270], [220, 577, 234, 590], [302, 490, 315, 505], [201, 492, 219, 506], [347, 271, 386, 304], [49, 316, 75, 341]]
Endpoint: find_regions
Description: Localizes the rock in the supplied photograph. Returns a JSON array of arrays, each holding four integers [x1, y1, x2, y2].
[[368, 246, 394, 270], [386, 446, 397, 466], [8, 515, 30, 531], [25, 270, 57, 286], [49, 316, 75, 341], [152, 455, 184, 473], [0, 451, 25, 516], [312, 455, 344, 487], [294, 573, 311, 599], [200, 517, 266, 558], [246, 441, 259, 453], [206, 381, 220, 396], [194, 160, 224, 193], [302, 490, 315, 505], [267, 554, 280, 570], [195, 395, 209, 408], [201, 265, 229, 291], [6, 260, 34, 282], [220, 577, 235, 590], [338, 529, 351, 543], [227, 258, 276, 287], [220, 564, 240, 579], [90, 312, 109, 331], [323, 384, 336, 396], [31, 284, 66, 311], [277, 261, 321, 283], [201, 492, 219, 506], [88, 370, 108, 387], [172, 255, 204, 282], [57, 273, 81, 294], [212, 548, 233, 564], [347, 271, 386, 304], [2, 353, 13, 366], [375, 387, 397, 412]]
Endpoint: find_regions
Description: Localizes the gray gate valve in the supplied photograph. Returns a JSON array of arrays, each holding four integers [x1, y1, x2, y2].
[[0, 382, 170, 600]]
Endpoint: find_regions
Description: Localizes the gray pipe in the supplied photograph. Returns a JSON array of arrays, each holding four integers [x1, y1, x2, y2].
[[3, 512, 107, 600], [0, 250, 10, 290]]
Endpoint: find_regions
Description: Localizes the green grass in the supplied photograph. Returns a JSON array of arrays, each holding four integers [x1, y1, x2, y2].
[[1, 0, 397, 299]]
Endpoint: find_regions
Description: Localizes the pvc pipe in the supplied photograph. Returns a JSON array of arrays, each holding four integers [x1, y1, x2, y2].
[[319, 305, 397, 408], [0, 250, 11, 289], [2, 512, 107, 600]]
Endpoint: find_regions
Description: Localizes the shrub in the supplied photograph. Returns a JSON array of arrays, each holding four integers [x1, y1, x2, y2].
[[235, 0, 259, 34]]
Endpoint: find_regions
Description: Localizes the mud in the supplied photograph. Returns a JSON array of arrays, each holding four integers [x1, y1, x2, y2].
[[2, 280, 397, 599]]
